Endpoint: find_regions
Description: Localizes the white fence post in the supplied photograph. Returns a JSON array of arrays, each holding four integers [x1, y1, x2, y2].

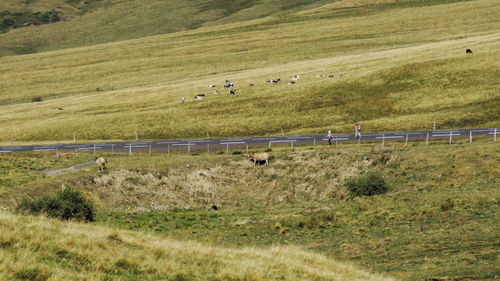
[[381, 134, 385, 147], [226, 143, 229, 154], [168, 145, 170, 157], [335, 137, 338, 150], [281, 129, 284, 136], [207, 143, 210, 153], [494, 128, 497, 141], [268, 141, 272, 149], [426, 132, 429, 146], [207, 131, 210, 139], [129, 145, 132, 156], [449, 131, 452, 145], [313, 138, 316, 150], [433, 121, 436, 130], [246, 144, 249, 155], [405, 134, 409, 147], [187, 143, 191, 154], [93, 144, 96, 156], [470, 130, 472, 143], [73, 133, 76, 143], [291, 141, 294, 151], [149, 145, 152, 157], [135, 131, 138, 141], [56, 149, 59, 158], [111, 144, 115, 155]]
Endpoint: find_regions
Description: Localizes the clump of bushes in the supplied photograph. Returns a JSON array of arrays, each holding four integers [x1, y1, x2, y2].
[[16, 187, 95, 222], [346, 171, 389, 197]]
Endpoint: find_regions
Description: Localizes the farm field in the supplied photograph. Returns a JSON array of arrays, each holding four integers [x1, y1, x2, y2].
[[0, 0, 499, 143], [1, 0, 500, 280], [0, 138, 498, 280]]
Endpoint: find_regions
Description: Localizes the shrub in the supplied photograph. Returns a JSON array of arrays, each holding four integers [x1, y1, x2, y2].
[[346, 171, 389, 197], [31, 96, 43, 102], [16, 187, 95, 222]]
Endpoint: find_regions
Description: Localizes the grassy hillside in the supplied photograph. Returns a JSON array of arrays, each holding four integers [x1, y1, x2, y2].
[[0, 0, 499, 143], [0, 0, 333, 55], [0, 212, 394, 281], [1, 137, 498, 280]]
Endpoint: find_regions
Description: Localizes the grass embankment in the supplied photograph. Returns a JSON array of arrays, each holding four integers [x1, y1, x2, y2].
[[0, 0, 499, 142], [0, 212, 393, 281], [0, 138, 498, 280]]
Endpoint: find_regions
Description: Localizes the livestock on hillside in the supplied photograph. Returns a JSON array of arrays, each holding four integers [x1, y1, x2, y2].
[[229, 88, 237, 95], [249, 152, 269, 166], [293, 74, 300, 80], [466, 48, 473, 54], [207, 85, 216, 88], [224, 82, 234, 88], [96, 157, 108, 171]]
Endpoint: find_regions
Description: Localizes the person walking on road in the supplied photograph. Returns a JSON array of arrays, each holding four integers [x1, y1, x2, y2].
[[355, 122, 361, 139], [328, 130, 334, 145]]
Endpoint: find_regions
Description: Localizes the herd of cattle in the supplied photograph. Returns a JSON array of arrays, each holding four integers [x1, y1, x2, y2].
[[184, 73, 342, 102]]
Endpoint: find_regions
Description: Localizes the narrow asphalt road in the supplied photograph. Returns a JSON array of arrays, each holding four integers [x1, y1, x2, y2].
[[0, 128, 497, 154]]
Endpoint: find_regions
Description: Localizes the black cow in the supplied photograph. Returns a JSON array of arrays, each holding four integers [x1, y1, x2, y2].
[[466, 49, 473, 54], [229, 89, 237, 95]]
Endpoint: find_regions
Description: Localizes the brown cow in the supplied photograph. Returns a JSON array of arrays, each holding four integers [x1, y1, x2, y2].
[[249, 152, 269, 166]]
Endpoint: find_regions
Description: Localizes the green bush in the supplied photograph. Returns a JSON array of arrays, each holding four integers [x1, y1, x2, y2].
[[346, 171, 389, 197], [16, 187, 95, 222]]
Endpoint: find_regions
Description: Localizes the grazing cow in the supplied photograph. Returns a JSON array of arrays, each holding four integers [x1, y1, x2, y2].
[[249, 152, 269, 166], [224, 83, 234, 88], [214, 90, 219, 94], [229, 88, 237, 95], [57, 107, 63, 111], [207, 85, 216, 88], [267, 79, 281, 83], [96, 157, 108, 171], [195, 94, 205, 100], [466, 48, 473, 54], [288, 81, 296, 84], [329, 75, 334, 78], [293, 74, 300, 80], [180, 97, 185, 103], [249, 83, 255, 87]]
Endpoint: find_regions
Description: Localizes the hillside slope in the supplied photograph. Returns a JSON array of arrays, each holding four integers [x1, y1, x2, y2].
[[0, 0, 499, 142], [0, 211, 394, 281], [0, 0, 332, 55]]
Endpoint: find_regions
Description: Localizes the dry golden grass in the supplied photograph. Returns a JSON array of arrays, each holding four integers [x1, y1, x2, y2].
[[0, 211, 394, 280]]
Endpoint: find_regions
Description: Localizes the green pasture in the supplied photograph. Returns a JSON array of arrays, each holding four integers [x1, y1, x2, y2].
[[0, 0, 499, 143]]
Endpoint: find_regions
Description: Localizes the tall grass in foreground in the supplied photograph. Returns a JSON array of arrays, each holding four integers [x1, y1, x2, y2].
[[0, 211, 393, 281]]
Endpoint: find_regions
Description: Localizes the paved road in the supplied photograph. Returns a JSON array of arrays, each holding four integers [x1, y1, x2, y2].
[[0, 128, 497, 154]]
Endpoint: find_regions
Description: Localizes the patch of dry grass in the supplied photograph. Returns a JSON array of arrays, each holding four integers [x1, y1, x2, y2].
[[0, 211, 394, 280]]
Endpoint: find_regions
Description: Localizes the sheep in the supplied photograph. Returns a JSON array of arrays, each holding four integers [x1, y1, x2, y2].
[[96, 157, 108, 171], [249, 152, 269, 166]]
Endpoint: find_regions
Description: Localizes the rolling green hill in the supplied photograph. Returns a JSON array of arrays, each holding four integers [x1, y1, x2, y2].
[[0, 0, 333, 55], [0, 0, 499, 143]]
